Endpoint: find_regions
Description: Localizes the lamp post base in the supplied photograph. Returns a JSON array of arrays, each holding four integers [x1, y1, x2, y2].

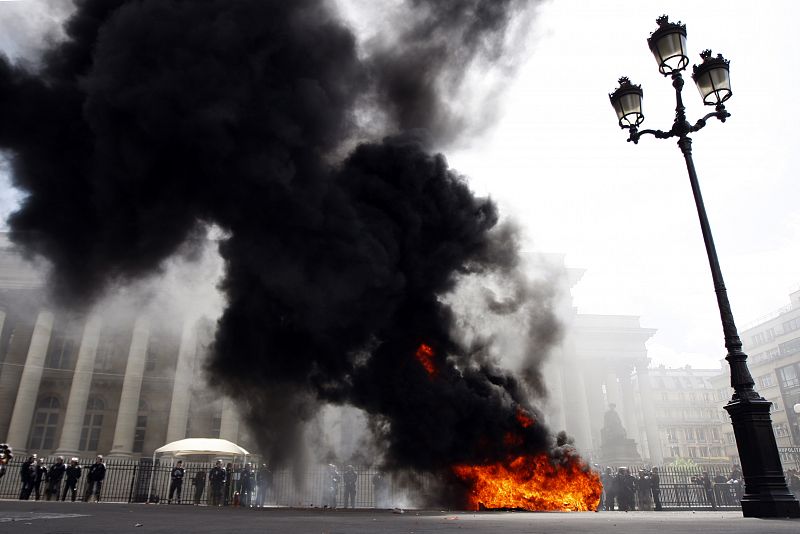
[[725, 397, 800, 518]]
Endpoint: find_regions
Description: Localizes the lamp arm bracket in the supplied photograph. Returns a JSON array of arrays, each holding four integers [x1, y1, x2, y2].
[[690, 108, 731, 133], [627, 128, 674, 144]]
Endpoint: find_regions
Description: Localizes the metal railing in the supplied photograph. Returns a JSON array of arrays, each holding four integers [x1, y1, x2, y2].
[[0, 458, 767, 510]]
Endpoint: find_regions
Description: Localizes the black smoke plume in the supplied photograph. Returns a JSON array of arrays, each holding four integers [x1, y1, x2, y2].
[[0, 0, 563, 506]]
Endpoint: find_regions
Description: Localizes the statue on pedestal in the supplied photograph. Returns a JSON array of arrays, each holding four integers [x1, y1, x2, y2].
[[600, 404, 641, 465]]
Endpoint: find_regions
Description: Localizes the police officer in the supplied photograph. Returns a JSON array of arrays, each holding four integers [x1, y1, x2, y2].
[[46, 456, 66, 501], [32, 458, 47, 500], [650, 466, 662, 511], [168, 460, 185, 504], [19, 454, 36, 500], [324, 464, 341, 509], [343, 465, 357, 508], [192, 469, 206, 505], [208, 460, 226, 506], [256, 464, 273, 507], [240, 463, 255, 507], [62, 458, 81, 502], [601, 467, 617, 511], [84, 455, 106, 502]]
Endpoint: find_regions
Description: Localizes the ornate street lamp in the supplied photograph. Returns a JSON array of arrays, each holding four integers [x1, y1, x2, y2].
[[609, 15, 800, 518]]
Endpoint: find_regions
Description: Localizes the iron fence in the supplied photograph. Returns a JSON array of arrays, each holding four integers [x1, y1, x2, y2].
[[0, 457, 763, 510]]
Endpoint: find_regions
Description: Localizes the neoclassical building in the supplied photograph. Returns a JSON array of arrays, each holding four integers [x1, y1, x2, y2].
[[1, 236, 665, 464], [0, 233, 244, 457]]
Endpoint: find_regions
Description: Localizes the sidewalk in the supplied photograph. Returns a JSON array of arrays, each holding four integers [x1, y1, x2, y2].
[[1, 501, 799, 534]]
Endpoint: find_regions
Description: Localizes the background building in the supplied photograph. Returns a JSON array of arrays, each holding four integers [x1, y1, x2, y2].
[[710, 289, 800, 467], [635, 366, 726, 464], [0, 233, 246, 458]]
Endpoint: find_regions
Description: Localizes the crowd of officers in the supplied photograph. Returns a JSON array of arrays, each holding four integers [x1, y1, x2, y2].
[[9, 453, 107, 502], [165, 460, 276, 506], [599, 466, 747, 511]]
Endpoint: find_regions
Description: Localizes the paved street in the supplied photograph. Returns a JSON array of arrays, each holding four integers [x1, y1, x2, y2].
[[0, 502, 798, 534]]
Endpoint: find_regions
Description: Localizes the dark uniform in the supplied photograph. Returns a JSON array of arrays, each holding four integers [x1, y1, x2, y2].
[[168, 463, 185, 504], [694, 472, 716, 509], [343, 466, 357, 508], [192, 470, 206, 505], [617, 468, 635, 511], [32, 460, 47, 500], [239, 464, 254, 507], [62, 460, 81, 502], [324, 464, 340, 509], [256, 465, 272, 507], [45, 458, 66, 501], [84, 457, 106, 502], [601, 468, 617, 510], [650, 467, 662, 510], [209, 462, 226, 506], [19, 456, 36, 500]]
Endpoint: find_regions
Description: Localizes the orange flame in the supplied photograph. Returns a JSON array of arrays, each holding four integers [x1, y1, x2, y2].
[[415, 343, 436, 377], [453, 454, 602, 512], [515, 408, 535, 428]]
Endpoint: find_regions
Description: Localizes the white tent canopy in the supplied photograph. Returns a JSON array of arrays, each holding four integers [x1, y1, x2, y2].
[[147, 438, 250, 502], [153, 438, 250, 457]]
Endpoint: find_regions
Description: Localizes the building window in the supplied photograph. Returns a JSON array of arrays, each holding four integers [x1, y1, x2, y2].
[[211, 416, 222, 437], [133, 400, 148, 453], [666, 428, 679, 443], [774, 424, 791, 438], [779, 338, 800, 357], [778, 365, 799, 389], [685, 428, 696, 442], [662, 392, 669, 402], [688, 447, 698, 458], [46, 332, 77, 369], [725, 433, 735, 444], [697, 429, 708, 442], [783, 317, 800, 334], [711, 428, 720, 441], [669, 446, 681, 458], [766, 347, 781, 359], [757, 374, 776, 388], [28, 396, 61, 451], [79, 397, 105, 451]]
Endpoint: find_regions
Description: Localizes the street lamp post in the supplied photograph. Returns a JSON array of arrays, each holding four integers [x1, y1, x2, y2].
[[609, 15, 800, 518]]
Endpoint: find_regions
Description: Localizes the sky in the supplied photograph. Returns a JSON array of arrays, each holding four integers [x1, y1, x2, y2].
[[448, 0, 800, 370], [1, 0, 798, 371]]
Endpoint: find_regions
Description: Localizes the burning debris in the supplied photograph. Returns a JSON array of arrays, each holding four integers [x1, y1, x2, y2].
[[0, 0, 602, 510], [453, 454, 602, 511]]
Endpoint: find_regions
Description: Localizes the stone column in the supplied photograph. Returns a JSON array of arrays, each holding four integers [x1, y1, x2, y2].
[[219, 396, 240, 442], [108, 316, 149, 458], [561, 366, 593, 454], [618, 365, 641, 445], [584, 369, 606, 452], [543, 355, 567, 432], [55, 315, 102, 456], [605, 370, 621, 408], [5, 311, 54, 452], [635, 361, 663, 465], [165, 320, 197, 444]]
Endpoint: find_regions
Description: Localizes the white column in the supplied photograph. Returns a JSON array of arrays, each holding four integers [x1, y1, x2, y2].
[[605, 370, 620, 408], [5, 311, 54, 451], [165, 320, 197, 443], [108, 316, 149, 457], [636, 361, 664, 465], [561, 363, 593, 455], [584, 369, 606, 451], [219, 396, 240, 442], [543, 356, 567, 432], [55, 315, 102, 456], [618, 365, 641, 442]]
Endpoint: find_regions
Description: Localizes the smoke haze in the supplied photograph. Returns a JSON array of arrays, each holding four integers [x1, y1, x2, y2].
[[0, 0, 569, 506]]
